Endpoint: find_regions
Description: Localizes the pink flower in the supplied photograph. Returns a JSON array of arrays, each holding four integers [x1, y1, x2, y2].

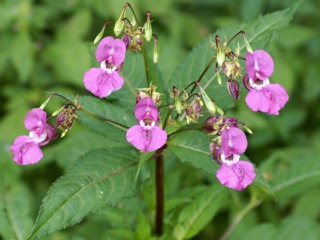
[[245, 81, 289, 115], [84, 36, 126, 98], [126, 97, 167, 152], [216, 154, 256, 191], [221, 127, 247, 157], [134, 97, 159, 122], [246, 50, 274, 81], [24, 108, 47, 136], [10, 108, 57, 165]]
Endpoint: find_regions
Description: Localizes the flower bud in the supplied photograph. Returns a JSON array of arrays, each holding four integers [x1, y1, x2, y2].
[[217, 71, 222, 85], [122, 32, 131, 49], [217, 48, 225, 67], [192, 98, 201, 121], [236, 42, 240, 56], [227, 79, 240, 100], [215, 35, 225, 67], [210, 142, 223, 164], [55, 108, 79, 138], [203, 116, 222, 133], [198, 84, 216, 114], [243, 34, 253, 53], [153, 38, 159, 63], [93, 27, 105, 45], [173, 87, 182, 114], [144, 11, 152, 42], [114, 5, 126, 36]]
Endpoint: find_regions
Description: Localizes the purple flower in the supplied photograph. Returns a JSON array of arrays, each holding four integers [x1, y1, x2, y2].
[[245, 81, 289, 115], [216, 154, 256, 191], [126, 97, 167, 152], [84, 36, 126, 98], [246, 50, 274, 81], [134, 97, 159, 122], [221, 127, 247, 157], [10, 109, 57, 165], [10, 136, 43, 165], [24, 108, 47, 136]]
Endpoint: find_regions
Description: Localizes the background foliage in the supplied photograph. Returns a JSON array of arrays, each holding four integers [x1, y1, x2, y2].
[[1, 0, 320, 239]]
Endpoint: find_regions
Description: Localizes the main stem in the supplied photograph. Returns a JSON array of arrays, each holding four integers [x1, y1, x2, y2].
[[155, 153, 164, 236]]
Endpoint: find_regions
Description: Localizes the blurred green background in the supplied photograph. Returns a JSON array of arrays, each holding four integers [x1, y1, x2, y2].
[[1, 0, 320, 239]]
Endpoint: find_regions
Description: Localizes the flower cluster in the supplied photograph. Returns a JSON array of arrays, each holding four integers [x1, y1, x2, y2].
[[10, 108, 57, 165], [206, 117, 255, 191], [84, 36, 126, 98], [244, 50, 289, 115], [126, 97, 167, 152]]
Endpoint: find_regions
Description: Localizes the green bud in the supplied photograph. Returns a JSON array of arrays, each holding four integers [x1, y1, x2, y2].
[[52, 106, 64, 117], [144, 11, 152, 42], [114, 20, 124, 36], [236, 42, 240, 56], [173, 87, 182, 114], [153, 39, 159, 63], [217, 71, 222, 85], [243, 35, 253, 53], [243, 125, 253, 134], [93, 27, 105, 44], [131, 16, 136, 27], [217, 48, 225, 67], [114, 6, 126, 36], [198, 84, 216, 114], [39, 97, 51, 110]]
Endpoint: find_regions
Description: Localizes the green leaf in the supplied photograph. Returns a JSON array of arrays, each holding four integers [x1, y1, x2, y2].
[[261, 148, 320, 199], [10, 32, 34, 82], [173, 185, 227, 240], [76, 95, 135, 145], [27, 148, 139, 240], [101, 228, 135, 240], [275, 216, 320, 240], [136, 212, 152, 240], [170, 2, 299, 110], [44, 39, 90, 87], [167, 130, 217, 174], [0, 172, 33, 240]]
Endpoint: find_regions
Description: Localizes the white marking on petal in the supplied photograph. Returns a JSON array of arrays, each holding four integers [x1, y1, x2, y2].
[[221, 153, 240, 166], [249, 78, 270, 90], [29, 130, 47, 143]]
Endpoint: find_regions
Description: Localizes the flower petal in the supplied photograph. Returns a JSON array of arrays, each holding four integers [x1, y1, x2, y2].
[[24, 108, 47, 136], [84, 68, 124, 98], [134, 97, 159, 122], [246, 50, 274, 81], [10, 136, 43, 165], [265, 84, 289, 115], [126, 125, 167, 152], [216, 160, 255, 191], [246, 88, 270, 113], [246, 84, 288, 115], [96, 37, 126, 66], [221, 127, 247, 157], [39, 124, 58, 146]]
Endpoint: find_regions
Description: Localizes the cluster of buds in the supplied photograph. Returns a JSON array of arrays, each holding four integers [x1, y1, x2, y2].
[[136, 84, 162, 105], [94, 3, 158, 63], [170, 86, 203, 124]]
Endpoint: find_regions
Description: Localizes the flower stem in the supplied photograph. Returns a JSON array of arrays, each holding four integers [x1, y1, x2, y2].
[[155, 152, 164, 236], [141, 43, 151, 85], [219, 198, 261, 240], [188, 55, 216, 95]]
